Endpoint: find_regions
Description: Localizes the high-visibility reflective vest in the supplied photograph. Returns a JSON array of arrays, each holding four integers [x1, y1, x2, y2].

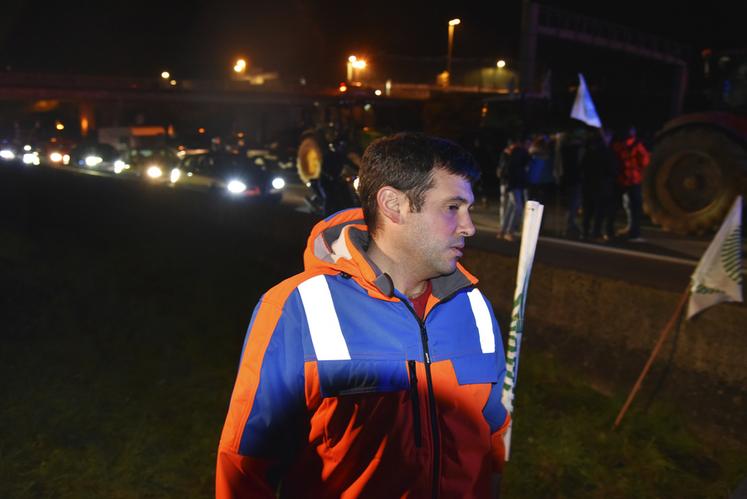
[[217, 208, 510, 499]]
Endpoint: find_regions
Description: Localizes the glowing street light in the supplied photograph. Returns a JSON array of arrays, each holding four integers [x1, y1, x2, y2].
[[161, 71, 170, 79], [346, 55, 367, 83], [497, 59, 506, 69], [234, 58, 247, 74], [55, 121, 64, 131], [447, 18, 461, 86]]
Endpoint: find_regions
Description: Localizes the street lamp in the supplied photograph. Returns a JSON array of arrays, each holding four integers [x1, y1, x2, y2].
[[346, 55, 367, 84], [497, 59, 506, 69], [447, 18, 461, 85], [161, 71, 170, 80], [233, 58, 247, 74]]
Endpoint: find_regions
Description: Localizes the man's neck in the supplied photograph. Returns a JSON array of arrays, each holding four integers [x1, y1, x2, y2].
[[366, 238, 428, 298]]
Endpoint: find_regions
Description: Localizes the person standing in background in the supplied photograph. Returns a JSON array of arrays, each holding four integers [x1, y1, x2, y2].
[[613, 126, 650, 242], [497, 136, 530, 241]]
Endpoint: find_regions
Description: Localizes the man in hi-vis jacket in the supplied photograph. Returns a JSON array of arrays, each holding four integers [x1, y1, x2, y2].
[[216, 132, 511, 498]]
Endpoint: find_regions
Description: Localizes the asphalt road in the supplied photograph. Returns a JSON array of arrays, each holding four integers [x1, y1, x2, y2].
[[0, 162, 729, 293]]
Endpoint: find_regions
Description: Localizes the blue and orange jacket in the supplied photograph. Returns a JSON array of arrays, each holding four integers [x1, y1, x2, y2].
[[216, 208, 510, 498]]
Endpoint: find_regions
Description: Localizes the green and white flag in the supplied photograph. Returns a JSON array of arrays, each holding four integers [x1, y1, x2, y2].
[[687, 196, 743, 319]]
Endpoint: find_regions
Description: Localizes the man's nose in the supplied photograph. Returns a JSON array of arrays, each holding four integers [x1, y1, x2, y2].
[[459, 211, 476, 237]]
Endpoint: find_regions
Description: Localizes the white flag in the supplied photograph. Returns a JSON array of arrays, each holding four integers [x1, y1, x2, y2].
[[687, 196, 743, 319], [570, 73, 602, 128]]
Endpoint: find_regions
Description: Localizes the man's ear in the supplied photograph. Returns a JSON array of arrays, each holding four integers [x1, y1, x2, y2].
[[377, 186, 406, 225]]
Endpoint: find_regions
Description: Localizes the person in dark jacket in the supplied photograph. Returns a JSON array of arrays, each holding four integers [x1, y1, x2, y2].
[[497, 137, 530, 241], [526, 133, 555, 205], [557, 129, 585, 238], [580, 129, 620, 241]]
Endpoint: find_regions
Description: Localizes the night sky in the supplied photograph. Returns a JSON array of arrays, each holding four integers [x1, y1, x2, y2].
[[0, 1, 742, 84]]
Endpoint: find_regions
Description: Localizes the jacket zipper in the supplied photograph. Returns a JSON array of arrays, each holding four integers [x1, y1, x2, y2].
[[407, 360, 422, 448], [402, 300, 441, 499]]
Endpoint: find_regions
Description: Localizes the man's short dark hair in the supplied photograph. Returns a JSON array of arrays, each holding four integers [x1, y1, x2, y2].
[[358, 132, 480, 234]]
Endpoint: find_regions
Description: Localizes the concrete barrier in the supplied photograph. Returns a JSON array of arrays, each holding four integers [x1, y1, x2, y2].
[[464, 249, 747, 388]]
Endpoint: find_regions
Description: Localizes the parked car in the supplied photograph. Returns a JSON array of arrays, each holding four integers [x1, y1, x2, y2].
[[126, 147, 181, 182], [176, 151, 286, 202], [40, 138, 74, 167], [70, 142, 128, 174], [0, 142, 44, 166], [0, 140, 17, 163]]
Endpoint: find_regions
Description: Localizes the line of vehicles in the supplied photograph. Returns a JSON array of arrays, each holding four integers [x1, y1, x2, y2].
[[0, 127, 292, 203]]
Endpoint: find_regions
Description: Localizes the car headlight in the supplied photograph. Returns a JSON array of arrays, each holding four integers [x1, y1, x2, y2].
[[271, 177, 285, 190], [227, 180, 247, 194], [63, 154, 70, 165], [49, 152, 63, 163], [23, 152, 40, 165], [146, 165, 163, 178], [85, 155, 103, 167], [0, 149, 15, 160], [170, 168, 182, 183], [114, 160, 129, 174]]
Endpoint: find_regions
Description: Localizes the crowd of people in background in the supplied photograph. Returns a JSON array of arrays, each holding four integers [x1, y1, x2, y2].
[[491, 125, 650, 243]]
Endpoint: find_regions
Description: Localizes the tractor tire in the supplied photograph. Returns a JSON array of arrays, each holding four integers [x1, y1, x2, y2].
[[643, 126, 747, 234], [297, 135, 324, 184]]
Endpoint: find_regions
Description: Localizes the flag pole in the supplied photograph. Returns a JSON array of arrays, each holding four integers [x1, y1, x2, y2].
[[612, 285, 690, 430], [501, 200, 544, 459]]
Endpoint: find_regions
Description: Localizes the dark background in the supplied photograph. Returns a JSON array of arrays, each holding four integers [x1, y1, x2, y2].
[[1, 1, 742, 83]]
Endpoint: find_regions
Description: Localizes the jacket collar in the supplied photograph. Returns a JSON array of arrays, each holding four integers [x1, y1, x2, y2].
[[303, 208, 478, 302]]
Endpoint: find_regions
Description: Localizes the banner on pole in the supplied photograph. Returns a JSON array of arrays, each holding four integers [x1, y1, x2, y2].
[[570, 73, 602, 128], [501, 201, 544, 460], [688, 196, 743, 319]]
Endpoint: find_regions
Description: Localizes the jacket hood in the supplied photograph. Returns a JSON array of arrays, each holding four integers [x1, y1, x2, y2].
[[303, 208, 478, 302]]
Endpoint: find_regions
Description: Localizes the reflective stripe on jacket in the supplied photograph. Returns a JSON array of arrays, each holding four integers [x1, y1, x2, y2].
[[216, 208, 510, 498]]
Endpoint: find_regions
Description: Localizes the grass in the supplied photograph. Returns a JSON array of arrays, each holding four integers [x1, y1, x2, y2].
[[502, 350, 745, 498], [1, 176, 745, 498]]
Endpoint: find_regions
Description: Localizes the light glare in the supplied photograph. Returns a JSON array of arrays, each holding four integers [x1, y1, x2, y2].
[[23, 153, 39, 165], [170, 168, 182, 183], [85, 155, 103, 167], [146, 166, 163, 178], [227, 180, 247, 194]]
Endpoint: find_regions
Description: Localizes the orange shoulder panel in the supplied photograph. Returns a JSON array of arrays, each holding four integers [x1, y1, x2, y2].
[[219, 270, 327, 453]]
